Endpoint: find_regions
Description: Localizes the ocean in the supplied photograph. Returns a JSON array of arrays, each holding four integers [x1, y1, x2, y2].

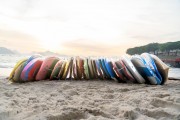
[[0, 54, 180, 79], [0, 54, 29, 77]]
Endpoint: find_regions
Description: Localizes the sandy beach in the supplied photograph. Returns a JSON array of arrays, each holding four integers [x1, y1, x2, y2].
[[0, 78, 179, 120]]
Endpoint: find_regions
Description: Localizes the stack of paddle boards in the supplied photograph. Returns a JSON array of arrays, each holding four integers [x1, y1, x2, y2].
[[9, 53, 169, 85]]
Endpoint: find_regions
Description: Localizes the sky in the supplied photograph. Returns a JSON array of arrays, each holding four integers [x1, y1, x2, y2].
[[0, 0, 180, 56]]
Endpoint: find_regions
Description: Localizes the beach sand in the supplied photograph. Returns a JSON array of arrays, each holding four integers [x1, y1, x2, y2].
[[0, 78, 179, 120]]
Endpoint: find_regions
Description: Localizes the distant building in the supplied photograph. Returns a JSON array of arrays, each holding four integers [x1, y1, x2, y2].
[[154, 49, 180, 56]]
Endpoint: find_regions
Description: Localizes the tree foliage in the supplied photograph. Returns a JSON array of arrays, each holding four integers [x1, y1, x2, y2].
[[126, 41, 180, 55]]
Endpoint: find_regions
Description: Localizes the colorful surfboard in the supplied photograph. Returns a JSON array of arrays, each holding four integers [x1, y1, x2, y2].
[[58, 61, 66, 79], [95, 60, 104, 79], [131, 55, 159, 85], [98, 59, 108, 79], [72, 59, 78, 80], [66, 58, 73, 80], [76, 57, 84, 79], [104, 59, 118, 81], [61, 58, 73, 80], [117, 60, 135, 83], [101, 59, 111, 79], [88, 58, 95, 79], [9, 58, 27, 81], [151, 54, 169, 85], [113, 61, 126, 82], [141, 53, 162, 85], [13, 60, 27, 82], [21, 58, 43, 81], [84, 58, 90, 79], [92, 59, 98, 79], [50, 60, 63, 80], [122, 55, 145, 84], [36, 57, 59, 80]]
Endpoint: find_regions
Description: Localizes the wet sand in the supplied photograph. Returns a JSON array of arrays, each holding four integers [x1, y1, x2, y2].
[[0, 78, 179, 120]]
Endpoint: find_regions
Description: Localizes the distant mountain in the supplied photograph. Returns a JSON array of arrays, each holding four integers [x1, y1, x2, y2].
[[38, 51, 59, 56], [13, 50, 21, 54], [0, 47, 15, 54], [33, 51, 67, 57]]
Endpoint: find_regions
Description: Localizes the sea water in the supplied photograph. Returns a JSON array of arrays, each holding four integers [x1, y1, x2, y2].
[[168, 68, 180, 79], [0, 54, 180, 79], [0, 54, 29, 77]]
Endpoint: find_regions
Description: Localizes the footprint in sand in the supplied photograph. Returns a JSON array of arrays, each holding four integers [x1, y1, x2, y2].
[[124, 107, 180, 120], [46, 109, 86, 120], [139, 108, 179, 120], [151, 98, 180, 111], [61, 83, 73, 90], [175, 97, 180, 103], [66, 89, 79, 96], [0, 111, 19, 120], [152, 93, 170, 98], [101, 94, 115, 99], [4, 92, 13, 97]]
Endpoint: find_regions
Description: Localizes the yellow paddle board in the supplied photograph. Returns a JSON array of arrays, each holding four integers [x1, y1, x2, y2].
[[9, 58, 27, 80]]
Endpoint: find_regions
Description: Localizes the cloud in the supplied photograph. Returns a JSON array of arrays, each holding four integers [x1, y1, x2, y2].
[[61, 39, 131, 56], [0, 29, 43, 53], [130, 32, 180, 45], [0, 0, 180, 55]]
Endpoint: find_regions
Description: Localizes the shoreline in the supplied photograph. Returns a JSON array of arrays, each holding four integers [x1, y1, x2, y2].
[[0, 78, 179, 120]]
